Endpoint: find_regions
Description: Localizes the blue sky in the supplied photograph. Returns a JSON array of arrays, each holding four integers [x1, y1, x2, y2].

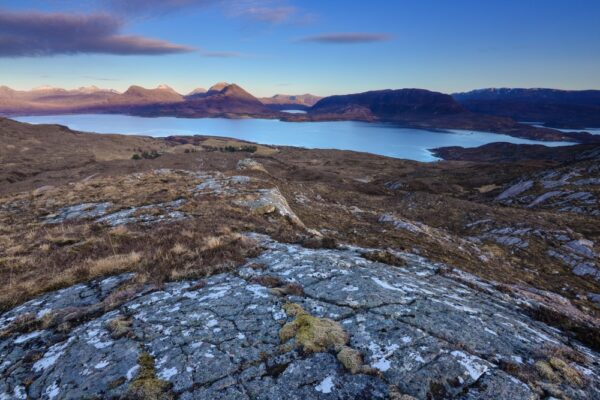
[[1, 0, 599, 96]]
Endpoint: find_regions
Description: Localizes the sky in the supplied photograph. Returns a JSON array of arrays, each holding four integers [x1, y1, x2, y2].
[[0, 0, 599, 97]]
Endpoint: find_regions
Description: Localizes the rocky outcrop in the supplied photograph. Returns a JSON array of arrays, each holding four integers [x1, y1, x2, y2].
[[44, 199, 187, 226], [465, 220, 600, 282], [1, 235, 599, 399], [495, 160, 600, 216], [236, 188, 306, 228], [237, 158, 268, 173]]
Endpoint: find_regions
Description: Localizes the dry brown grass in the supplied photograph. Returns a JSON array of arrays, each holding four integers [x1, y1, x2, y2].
[[170, 243, 189, 255], [0, 218, 265, 310], [109, 225, 129, 237], [1, 123, 599, 357], [0, 169, 274, 310], [201, 235, 224, 251], [87, 252, 143, 275]]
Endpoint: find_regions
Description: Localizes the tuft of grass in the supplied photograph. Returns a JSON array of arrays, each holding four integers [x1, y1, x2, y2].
[[201, 236, 223, 251], [170, 243, 189, 256], [549, 357, 585, 386], [535, 361, 560, 382], [271, 282, 304, 297], [300, 236, 337, 249], [251, 275, 284, 288], [109, 225, 130, 238], [47, 236, 80, 247], [106, 315, 133, 339], [87, 252, 143, 276], [362, 250, 406, 267]]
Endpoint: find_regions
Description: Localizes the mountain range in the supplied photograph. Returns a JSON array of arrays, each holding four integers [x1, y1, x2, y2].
[[0, 83, 314, 116], [1, 83, 599, 143], [288, 88, 596, 143], [453, 88, 600, 128], [134, 83, 271, 117], [259, 94, 323, 110]]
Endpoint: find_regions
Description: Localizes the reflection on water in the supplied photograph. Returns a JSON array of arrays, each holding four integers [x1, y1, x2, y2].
[[280, 109, 308, 114], [528, 124, 600, 135], [15, 114, 574, 162]]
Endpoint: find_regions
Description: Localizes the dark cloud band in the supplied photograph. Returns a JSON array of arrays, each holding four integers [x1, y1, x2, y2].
[[103, 0, 298, 23], [0, 11, 194, 57], [298, 33, 392, 44]]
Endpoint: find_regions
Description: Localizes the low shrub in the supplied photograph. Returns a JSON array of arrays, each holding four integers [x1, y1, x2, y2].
[[220, 145, 257, 153], [132, 150, 161, 160]]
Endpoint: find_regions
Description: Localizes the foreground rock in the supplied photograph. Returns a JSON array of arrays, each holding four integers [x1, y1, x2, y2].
[[1, 236, 598, 399]]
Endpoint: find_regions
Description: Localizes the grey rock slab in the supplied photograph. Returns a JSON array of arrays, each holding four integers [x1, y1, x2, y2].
[[1, 236, 600, 399], [496, 180, 534, 200], [44, 202, 113, 224], [235, 188, 305, 226], [379, 213, 425, 233], [193, 173, 253, 196], [589, 293, 600, 306], [96, 199, 186, 226], [241, 353, 390, 400], [528, 191, 567, 207]]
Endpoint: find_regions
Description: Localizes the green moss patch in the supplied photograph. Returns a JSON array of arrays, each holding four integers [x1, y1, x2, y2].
[[126, 353, 173, 400], [279, 303, 373, 374]]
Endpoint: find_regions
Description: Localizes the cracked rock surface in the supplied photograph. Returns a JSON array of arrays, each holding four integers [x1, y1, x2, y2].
[[44, 199, 187, 226], [1, 236, 599, 399], [495, 161, 599, 216]]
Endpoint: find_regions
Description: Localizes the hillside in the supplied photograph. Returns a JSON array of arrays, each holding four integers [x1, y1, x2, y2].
[[310, 88, 465, 119], [0, 118, 599, 398], [135, 83, 271, 117], [297, 89, 588, 143], [454, 88, 600, 128]]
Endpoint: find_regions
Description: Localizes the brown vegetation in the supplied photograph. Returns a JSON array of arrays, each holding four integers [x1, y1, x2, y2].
[[0, 118, 598, 348]]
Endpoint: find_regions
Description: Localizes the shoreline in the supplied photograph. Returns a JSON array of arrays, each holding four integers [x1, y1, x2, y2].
[[10, 114, 577, 163]]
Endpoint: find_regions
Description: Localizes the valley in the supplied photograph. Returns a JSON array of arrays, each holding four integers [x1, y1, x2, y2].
[[0, 117, 599, 398], [3, 83, 599, 145]]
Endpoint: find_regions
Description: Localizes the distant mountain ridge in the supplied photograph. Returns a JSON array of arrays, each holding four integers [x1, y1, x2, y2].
[[260, 94, 322, 110], [310, 89, 465, 120], [0, 83, 314, 117], [127, 83, 271, 118], [113, 85, 184, 104], [291, 88, 592, 143], [453, 88, 600, 128], [1, 84, 598, 144]]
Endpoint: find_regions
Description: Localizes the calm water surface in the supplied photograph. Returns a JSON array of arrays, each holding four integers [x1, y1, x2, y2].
[[15, 114, 574, 162]]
